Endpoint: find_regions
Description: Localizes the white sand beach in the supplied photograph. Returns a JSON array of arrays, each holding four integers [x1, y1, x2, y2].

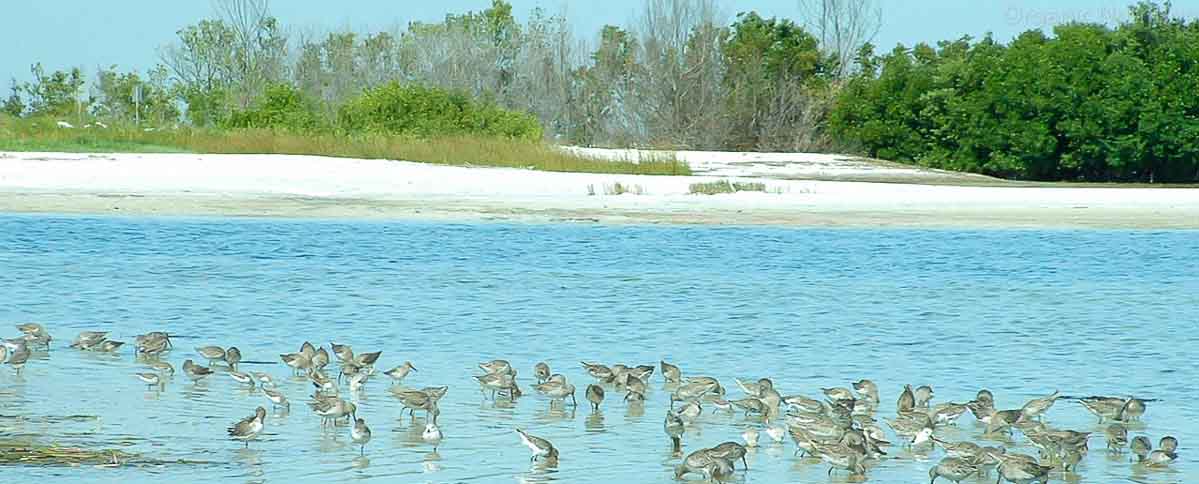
[[1, 150, 1197, 228]]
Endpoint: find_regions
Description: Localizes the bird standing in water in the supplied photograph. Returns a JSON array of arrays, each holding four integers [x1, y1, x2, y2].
[[351, 417, 371, 455], [228, 407, 267, 448]]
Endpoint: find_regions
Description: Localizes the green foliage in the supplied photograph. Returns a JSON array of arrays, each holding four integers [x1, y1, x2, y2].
[[20, 63, 87, 117], [2, 80, 23, 117], [722, 12, 838, 151], [831, 1, 1199, 182], [337, 82, 541, 140], [224, 83, 320, 131], [180, 85, 229, 127], [92, 65, 180, 124]]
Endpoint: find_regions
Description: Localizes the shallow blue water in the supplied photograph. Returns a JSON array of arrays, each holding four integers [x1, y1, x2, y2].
[[0, 214, 1195, 483]]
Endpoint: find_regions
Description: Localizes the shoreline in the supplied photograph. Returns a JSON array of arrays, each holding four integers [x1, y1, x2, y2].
[[2, 152, 1198, 229]]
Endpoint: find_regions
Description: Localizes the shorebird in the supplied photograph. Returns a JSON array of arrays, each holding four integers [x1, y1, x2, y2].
[[730, 397, 767, 417], [8, 344, 31, 374], [330, 342, 353, 364], [930, 402, 969, 426], [229, 370, 255, 387], [532, 378, 577, 406], [985, 409, 1023, 435], [423, 421, 443, 451], [392, 387, 440, 420], [913, 385, 934, 408], [1079, 395, 1126, 422], [71, 331, 108, 350], [280, 352, 311, 375], [1131, 435, 1152, 462], [898, 384, 916, 413], [1019, 390, 1060, 421], [135, 372, 162, 389], [813, 441, 867, 477], [932, 437, 983, 461], [664, 410, 685, 453], [624, 389, 646, 403], [736, 377, 773, 397], [674, 448, 721, 480], [929, 456, 979, 483], [887, 412, 934, 444], [660, 360, 681, 383], [383, 361, 417, 385], [534, 362, 550, 383], [822, 387, 855, 403], [711, 398, 733, 413], [580, 362, 613, 381], [196, 346, 226, 366], [299, 341, 317, 359], [16, 323, 51, 349], [475, 372, 516, 400], [671, 380, 717, 407], [1118, 397, 1146, 422], [351, 417, 371, 455], [96, 340, 125, 353], [310, 397, 356, 427], [182, 359, 213, 382], [349, 368, 373, 392], [351, 350, 381, 367], [134, 332, 172, 353], [149, 361, 174, 375], [515, 428, 558, 464], [225, 346, 242, 371], [708, 441, 749, 469], [853, 379, 880, 405], [480, 359, 512, 375], [783, 394, 825, 414], [310, 370, 337, 395], [252, 371, 274, 387], [995, 453, 1052, 484], [312, 347, 330, 371], [263, 387, 289, 410], [585, 384, 604, 410], [629, 364, 655, 382], [677, 399, 703, 423], [1105, 423, 1128, 452], [1146, 436, 1178, 466], [136, 335, 170, 356], [742, 427, 760, 448], [227, 406, 267, 447]]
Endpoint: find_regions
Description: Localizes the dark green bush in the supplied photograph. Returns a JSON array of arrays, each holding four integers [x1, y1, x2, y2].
[[831, 2, 1199, 182], [224, 83, 320, 132], [337, 82, 541, 140]]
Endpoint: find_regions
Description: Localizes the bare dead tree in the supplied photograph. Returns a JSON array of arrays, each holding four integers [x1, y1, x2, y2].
[[797, 0, 881, 78], [211, 0, 289, 106], [632, 0, 728, 148]]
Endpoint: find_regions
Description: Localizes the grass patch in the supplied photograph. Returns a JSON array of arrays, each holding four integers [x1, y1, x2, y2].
[[689, 179, 767, 195], [0, 117, 691, 176], [0, 438, 218, 467]]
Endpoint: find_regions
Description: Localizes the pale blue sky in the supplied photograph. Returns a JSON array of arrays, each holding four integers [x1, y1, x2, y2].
[[2, 0, 1187, 84]]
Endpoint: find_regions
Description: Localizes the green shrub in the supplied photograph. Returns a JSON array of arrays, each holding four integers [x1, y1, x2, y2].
[[337, 82, 541, 140], [830, 2, 1199, 182], [224, 83, 320, 132]]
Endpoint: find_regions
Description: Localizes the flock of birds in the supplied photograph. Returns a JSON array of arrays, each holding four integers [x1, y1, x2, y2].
[[2, 322, 1184, 482]]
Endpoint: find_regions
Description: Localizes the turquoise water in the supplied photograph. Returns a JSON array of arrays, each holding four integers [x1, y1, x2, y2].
[[0, 214, 1194, 483]]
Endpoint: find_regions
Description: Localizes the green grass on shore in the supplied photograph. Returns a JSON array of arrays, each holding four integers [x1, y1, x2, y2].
[[0, 117, 691, 176]]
